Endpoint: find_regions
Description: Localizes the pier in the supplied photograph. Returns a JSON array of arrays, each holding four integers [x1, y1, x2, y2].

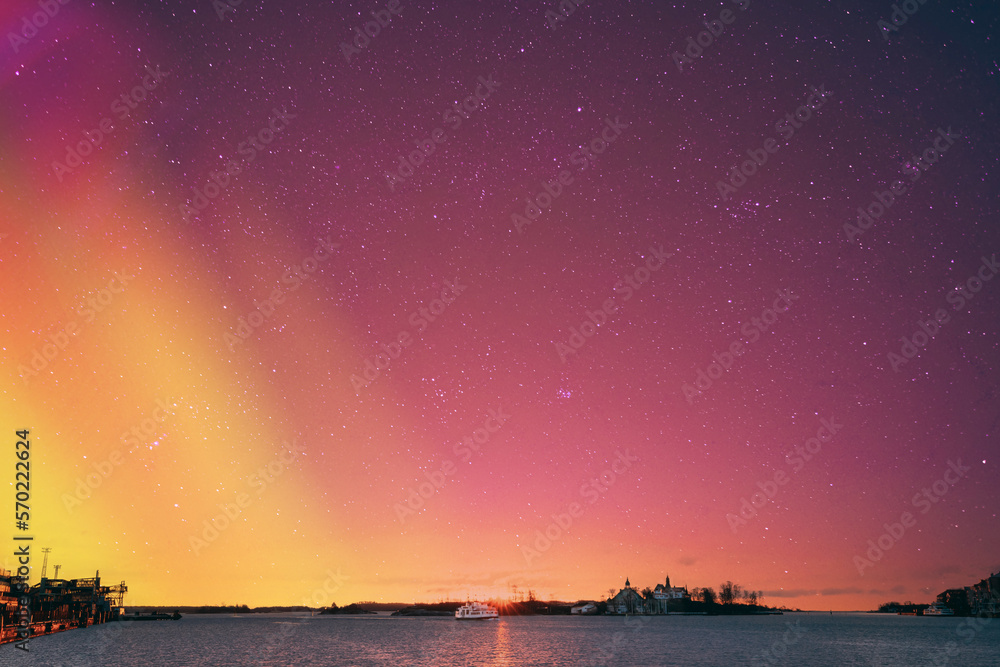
[[0, 569, 126, 646]]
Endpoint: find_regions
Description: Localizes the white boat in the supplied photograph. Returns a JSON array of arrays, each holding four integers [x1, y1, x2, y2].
[[924, 603, 955, 616], [455, 602, 498, 620]]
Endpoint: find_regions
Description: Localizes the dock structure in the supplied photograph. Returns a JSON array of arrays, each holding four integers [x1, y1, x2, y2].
[[0, 569, 127, 645]]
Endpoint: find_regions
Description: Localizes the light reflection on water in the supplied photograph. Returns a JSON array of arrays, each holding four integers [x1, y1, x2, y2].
[[3, 612, 999, 666]]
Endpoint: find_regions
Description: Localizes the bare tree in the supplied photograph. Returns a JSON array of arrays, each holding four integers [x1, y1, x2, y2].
[[719, 581, 735, 606]]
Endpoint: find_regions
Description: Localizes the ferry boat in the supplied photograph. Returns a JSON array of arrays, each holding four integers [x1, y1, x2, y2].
[[924, 603, 955, 616], [455, 602, 498, 620]]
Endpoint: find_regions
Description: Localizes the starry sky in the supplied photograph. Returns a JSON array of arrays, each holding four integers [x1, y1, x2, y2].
[[1, 0, 999, 611]]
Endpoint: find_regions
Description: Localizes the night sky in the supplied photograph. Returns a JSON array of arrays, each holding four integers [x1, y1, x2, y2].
[[2, 0, 999, 610]]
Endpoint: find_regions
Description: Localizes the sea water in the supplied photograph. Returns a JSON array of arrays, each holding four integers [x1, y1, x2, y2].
[[3, 612, 998, 666]]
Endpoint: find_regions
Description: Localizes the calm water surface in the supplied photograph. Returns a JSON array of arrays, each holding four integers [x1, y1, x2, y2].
[[5, 612, 999, 666]]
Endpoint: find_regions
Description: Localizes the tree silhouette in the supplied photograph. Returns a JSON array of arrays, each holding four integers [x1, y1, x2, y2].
[[719, 581, 735, 605]]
